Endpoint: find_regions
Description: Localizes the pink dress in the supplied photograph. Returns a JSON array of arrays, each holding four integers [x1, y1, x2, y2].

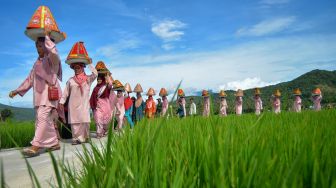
[[219, 98, 228, 116], [15, 36, 62, 148], [235, 97, 243, 115], [181, 98, 186, 117], [203, 97, 210, 117], [93, 85, 113, 136], [60, 64, 97, 142], [161, 97, 169, 116], [113, 94, 125, 129], [293, 96, 302, 112], [312, 95, 322, 111], [254, 96, 263, 115], [273, 97, 281, 114]]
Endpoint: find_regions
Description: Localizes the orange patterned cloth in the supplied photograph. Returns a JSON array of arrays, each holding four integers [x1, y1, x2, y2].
[[145, 96, 156, 118]]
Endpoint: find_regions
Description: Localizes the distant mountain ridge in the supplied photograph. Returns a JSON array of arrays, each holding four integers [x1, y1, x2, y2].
[[0, 103, 35, 121], [1, 69, 335, 120], [185, 69, 336, 114]]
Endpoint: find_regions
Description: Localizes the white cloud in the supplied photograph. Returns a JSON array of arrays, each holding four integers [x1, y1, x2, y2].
[[105, 34, 336, 95], [161, 43, 175, 50], [2, 34, 336, 106], [236, 16, 296, 36], [97, 39, 140, 58], [218, 77, 280, 91], [151, 19, 186, 41], [151, 19, 186, 51], [260, 0, 290, 5]]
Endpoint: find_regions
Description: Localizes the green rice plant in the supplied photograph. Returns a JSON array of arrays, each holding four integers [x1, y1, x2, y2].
[[0, 121, 35, 149], [1, 109, 335, 187], [52, 109, 336, 187]]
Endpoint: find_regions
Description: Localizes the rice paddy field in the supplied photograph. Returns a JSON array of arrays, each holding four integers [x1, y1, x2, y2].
[[1, 110, 336, 187], [0, 121, 97, 149], [0, 121, 35, 149]]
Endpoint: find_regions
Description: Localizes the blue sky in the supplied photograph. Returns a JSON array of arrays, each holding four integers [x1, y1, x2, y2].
[[0, 0, 335, 107]]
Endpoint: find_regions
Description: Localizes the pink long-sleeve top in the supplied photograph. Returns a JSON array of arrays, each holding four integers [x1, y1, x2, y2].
[[59, 64, 97, 124], [254, 96, 263, 113], [181, 97, 186, 117], [235, 97, 243, 115], [203, 97, 210, 117], [162, 97, 169, 116], [219, 98, 228, 116], [273, 97, 281, 114], [113, 94, 125, 117], [15, 36, 62, 108], [293, 96, 302, 112], [312, 95, 322, 111], [93, 85, 113, 125]]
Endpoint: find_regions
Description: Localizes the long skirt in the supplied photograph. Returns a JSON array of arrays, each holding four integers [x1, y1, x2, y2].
[[71, 123, 90, 142], [31, 106, 59, 147]]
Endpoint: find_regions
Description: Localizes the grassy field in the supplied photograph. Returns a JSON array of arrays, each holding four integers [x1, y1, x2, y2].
[[0, 120, 35, 149], [0, 121, 97, 149], [1, 110, 335, 187], [55, 110, 335, 187]]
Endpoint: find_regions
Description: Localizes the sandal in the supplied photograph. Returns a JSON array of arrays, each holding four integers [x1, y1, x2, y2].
[[47, 144, 61, 152], [71, 140, 81, 145], [22, 147, 40, 158], [96, 133, 103, 139]]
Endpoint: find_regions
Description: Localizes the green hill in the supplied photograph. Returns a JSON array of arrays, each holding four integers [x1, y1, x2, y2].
[[0, 103, 35, 121], [181, 69, 336, 115], [1, 69, 335, 119]]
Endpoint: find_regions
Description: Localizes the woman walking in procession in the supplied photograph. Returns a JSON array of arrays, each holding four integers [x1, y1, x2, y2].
[[133, 83, 146, 123], [219, 90, 228, 117], [90, 61, 112, 138], [124, 83, 134, 128], [254, 88, 263, 115], [159, 88, 169, 117], [202, 90, 210, 117], [110, 80, 125, 131], [293, 88, 302, 112], [311, 88, 322, 111], [235, 89, 244, 115], [176, 89, 187, 118], [145, 88, 156, 119], [59, 42, 98, 145], [272, 89, 281, 114], [9, 6, 65, 157]]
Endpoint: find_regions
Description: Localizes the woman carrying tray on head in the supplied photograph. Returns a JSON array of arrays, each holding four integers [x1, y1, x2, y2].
[[110, 80, 125, 130], [176, 89, 187, 118], [90, 61, 113, 138], [124, 83, 135, 128], [272, 89, 281, 114], [219, 90, 228, 117], [311, 88, 322, 111], [254, 88, 263, 115], [145, 88, 157, 119], [9, 6, 65, 157], [202, 90, 210, 117], [293, 88, 302, 112], [133, 83, 146, 123], [159, 88, 169, 117], [235, 89, 244, 115], [59, 42, 98, 145]]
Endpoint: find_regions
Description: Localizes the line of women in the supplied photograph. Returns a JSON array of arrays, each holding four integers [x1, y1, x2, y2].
[[8, 32, 156, 156], [7, 6, 323, 157], [171, 87, 322, 118], [7, 6, 149, 157]]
